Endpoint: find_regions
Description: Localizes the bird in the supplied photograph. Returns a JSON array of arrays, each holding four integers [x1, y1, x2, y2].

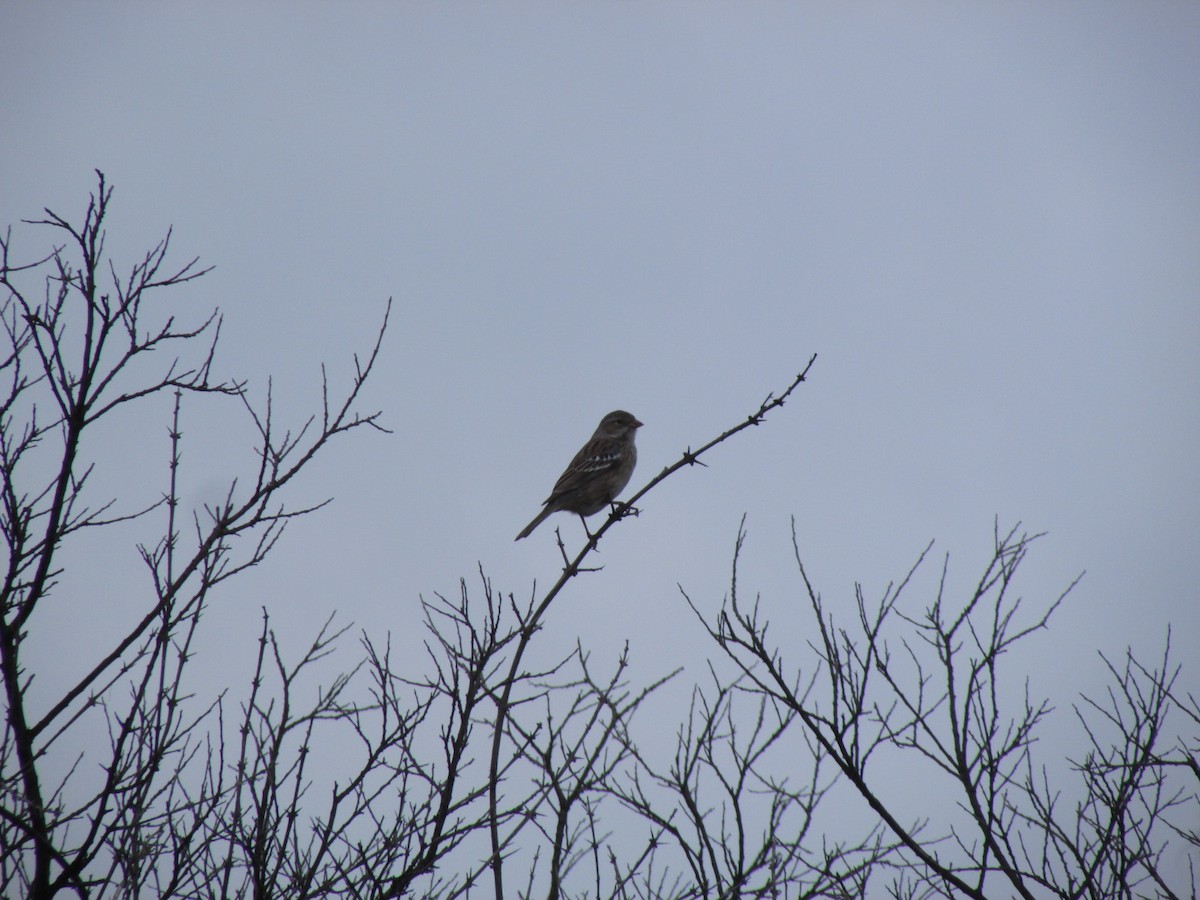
[[515, 410, 643, 541]]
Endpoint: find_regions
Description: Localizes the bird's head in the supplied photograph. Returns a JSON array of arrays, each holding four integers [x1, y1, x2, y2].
[[597, 410, 643, 438]]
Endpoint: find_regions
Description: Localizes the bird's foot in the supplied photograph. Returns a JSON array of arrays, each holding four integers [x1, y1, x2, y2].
[[611, 501, 640, 521]]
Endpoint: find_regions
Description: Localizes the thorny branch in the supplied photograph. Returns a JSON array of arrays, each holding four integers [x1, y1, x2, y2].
[[486, 356, 818, 899]]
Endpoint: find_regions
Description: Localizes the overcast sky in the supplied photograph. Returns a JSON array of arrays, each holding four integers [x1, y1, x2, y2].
[[3, 2, 1198, 888]]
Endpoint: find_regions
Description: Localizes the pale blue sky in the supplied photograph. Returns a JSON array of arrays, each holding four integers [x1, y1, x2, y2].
[[3, 2, 1198, 888]]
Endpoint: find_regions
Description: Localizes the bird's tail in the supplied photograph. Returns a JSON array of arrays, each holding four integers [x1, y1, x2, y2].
[[514, 506, 553, 541]]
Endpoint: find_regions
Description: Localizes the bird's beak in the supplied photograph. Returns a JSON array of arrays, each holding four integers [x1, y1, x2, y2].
[[632, 418, 643, 428]]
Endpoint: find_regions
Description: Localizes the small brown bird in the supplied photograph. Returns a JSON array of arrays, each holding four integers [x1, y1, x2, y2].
[[515, 410, 643, 540]]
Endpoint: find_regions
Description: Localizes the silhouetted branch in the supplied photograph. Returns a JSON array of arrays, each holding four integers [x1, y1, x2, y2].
[[5, 176, 1192, 900], [0, 174, 391, 899], [487, 357, 818, 898], [692, 517, 1194, 899]]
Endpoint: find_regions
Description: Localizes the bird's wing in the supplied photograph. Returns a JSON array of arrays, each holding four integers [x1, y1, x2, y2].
[[546, 436, 623, 500]]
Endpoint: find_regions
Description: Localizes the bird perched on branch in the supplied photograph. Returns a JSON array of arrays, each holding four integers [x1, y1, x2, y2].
[[515, 410, 643, 540]]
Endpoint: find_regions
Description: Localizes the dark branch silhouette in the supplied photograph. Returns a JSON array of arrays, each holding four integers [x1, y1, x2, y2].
[[2, 176, 1193, 900]]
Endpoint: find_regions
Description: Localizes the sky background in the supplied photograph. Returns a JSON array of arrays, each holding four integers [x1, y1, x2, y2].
[[3, 1, 1199, 888]]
